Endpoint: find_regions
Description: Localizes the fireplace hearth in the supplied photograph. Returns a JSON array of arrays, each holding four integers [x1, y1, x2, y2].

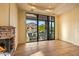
[[0, 26, 15, 56], [0, 46, 5, 52]]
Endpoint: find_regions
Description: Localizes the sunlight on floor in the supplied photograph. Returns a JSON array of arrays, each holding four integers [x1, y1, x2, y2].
[[30, 51, 45, 56]]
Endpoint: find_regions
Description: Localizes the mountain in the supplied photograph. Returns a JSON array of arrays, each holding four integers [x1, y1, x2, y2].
[[26, 23, 37, 29]]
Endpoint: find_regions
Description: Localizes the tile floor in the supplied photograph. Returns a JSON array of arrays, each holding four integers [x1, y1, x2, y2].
[[14, 40, 79, 56]]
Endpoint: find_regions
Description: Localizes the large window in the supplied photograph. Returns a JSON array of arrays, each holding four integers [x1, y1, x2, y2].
[[26, 14, 55, 42]]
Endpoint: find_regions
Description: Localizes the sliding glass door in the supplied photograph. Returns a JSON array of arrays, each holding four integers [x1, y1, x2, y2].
[[26, 14, 55, 42], [26, 14, 37, 42], [38, 20, 47, 41], [26, 20, 37, 42], [49, 17, 55, 40], [38, 15, 47, 41], [49, 21, 55, 40]]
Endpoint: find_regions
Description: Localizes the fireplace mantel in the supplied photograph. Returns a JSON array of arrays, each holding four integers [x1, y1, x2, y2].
[[0, 36, 14, 40]]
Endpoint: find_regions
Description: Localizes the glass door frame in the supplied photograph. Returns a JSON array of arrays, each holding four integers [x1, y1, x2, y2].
[[49, 17, 55, 40], [26, 13, 55, 42], [37, 15, 48, 42], [47, 16, 55, 40]]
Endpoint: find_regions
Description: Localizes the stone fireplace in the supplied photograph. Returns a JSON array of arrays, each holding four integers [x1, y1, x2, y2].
[[0, 26, 15, 56]]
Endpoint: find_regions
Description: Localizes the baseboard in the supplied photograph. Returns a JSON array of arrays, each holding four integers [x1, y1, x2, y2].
[[60, 39, 79, 47]]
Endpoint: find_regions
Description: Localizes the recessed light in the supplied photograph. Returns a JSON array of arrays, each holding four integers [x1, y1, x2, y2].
[[45, 9, 51, 12], [31, 6, 37, 10]]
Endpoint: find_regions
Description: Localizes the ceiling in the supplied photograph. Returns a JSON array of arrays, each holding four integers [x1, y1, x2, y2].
[[17, 3, 79, 16]]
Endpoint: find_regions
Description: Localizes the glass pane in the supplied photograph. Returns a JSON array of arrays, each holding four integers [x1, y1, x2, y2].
[[26, 14, 37, 20], [49, 22, 52, 39], [38, 15, 47, 20], [52, 22, 54, 39], [51, 16, 55, 21], [38, 21, 47, 41], [49, 16, 55, 21], [49, 21, 54, 39], [26, 20, 37, 42]]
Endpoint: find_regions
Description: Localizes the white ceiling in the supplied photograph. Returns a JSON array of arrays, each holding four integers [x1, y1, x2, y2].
[[17, 3, 79, 16]]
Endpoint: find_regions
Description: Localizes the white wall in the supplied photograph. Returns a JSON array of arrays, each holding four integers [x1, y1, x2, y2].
[[10, 4, 18, 49], [0, 4, 9, 26], [59, 6, 79, 46], [18, 10, 26, 44], [55, 16, 59, 40]]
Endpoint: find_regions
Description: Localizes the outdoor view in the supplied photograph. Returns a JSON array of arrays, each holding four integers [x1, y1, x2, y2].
[[38, 21, 47, 41], [26, 20, 37, 42], [26, 20, 47, 42], [26, 14, 55, 42]]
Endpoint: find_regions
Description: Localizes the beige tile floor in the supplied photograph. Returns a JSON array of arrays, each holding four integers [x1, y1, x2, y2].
[[14, 40, 79, 56]]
